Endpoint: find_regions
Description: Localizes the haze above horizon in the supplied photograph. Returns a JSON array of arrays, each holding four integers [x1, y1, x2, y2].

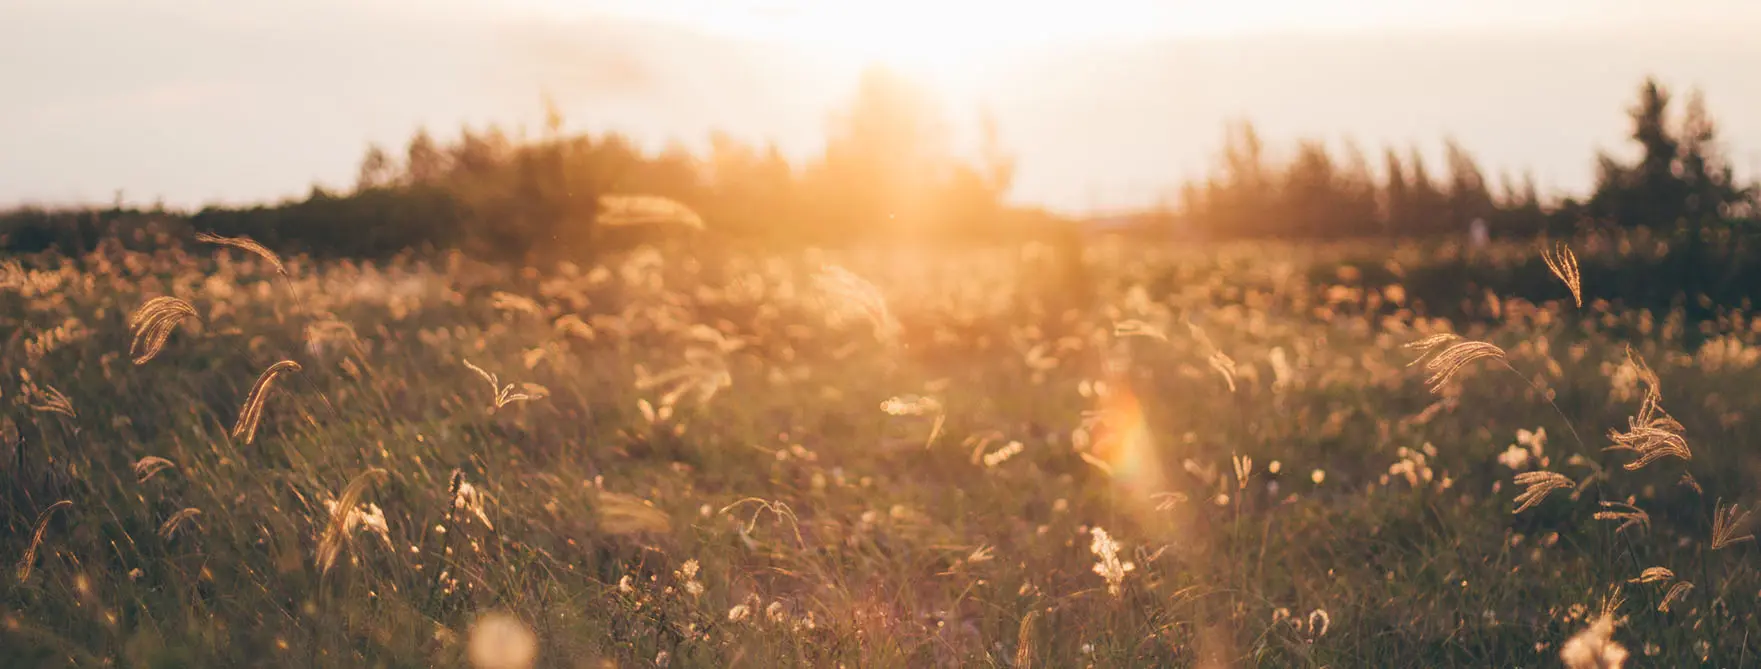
[[3, 0, 1760, 214]]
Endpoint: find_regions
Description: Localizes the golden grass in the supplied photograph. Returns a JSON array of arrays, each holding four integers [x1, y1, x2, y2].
[[232, 360, 302, 445], [1542, 242, 1583, 308], [195, 231, 286, 276], [16, 500, 72, 583], [127, 296, 201, 364], [316, 467, 389, 574]]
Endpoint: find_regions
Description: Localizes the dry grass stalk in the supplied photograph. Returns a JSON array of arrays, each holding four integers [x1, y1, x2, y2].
[[1605, 372, 1690, 470], [1512, 471, 1575, 514], [1410, 339, 1508, 393], [596, 194, 705, 229], [158, 508, 202, 540], [490, 292, 544, 317], [1627, 566, 1674, 584], [16, 500, 72, 583], [316, 468, 389, 574], [1657, 581, 1693, 613], [1208, 351, 1238, 393], [463, 359, 538, 412], [304, 319, 360, 358], [132, 456, 177, 483], [813, 265, 899, 342], [128, 296, 201, 364], [233, 361, 301, 444], [1711, 500, 1754, 550], [1541, 243, 1583, 308], [880, 394, 941, 416], [1112, 320, 1168, 341], [1592, 501, 1651, 536], [1014, 610, 1039, 669], [1231, 454, 1253, 490], [1403, 332, 1461, 354], [195, 231, 286, 276], [26, 384, 77, 418], [1679, 473, 1703, 495], [595, 491, 673, 535]]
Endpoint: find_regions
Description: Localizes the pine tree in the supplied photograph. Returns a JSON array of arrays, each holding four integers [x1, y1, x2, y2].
[[405, 128, 446, 186], [1627, 78, 1686, 226], [355, 144, 395, 192], [1406, 146, 1445, 234], [1381, 148, 1410, 235], [1443, 137, 1494, 229]]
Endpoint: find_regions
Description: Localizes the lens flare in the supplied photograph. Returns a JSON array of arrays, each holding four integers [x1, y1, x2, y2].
[[1083, 382, 1184, 538]]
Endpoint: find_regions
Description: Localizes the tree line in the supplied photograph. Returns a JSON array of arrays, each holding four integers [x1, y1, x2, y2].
[[2, 72, 1756, 259], [1175, 77, 1757, 241]]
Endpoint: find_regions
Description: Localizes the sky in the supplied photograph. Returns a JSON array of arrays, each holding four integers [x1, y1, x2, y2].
[[3, 0, 1761, 215]]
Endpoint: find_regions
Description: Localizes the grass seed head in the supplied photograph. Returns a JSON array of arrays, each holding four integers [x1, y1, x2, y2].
[[316, 468, 389, 574], [233, 361, 301, 444], [128, 296, 201, 364], [1541, 243, 1583, 308], [16, 500, 72, 583], [1711, 500, 1755, 550], [195, 231, 286, 276], [1513, 471, 1575, 514]]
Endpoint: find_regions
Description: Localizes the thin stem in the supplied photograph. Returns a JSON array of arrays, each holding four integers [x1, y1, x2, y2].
[[1496, 359, 1659, 619], [1496, 360, 1586, 455]]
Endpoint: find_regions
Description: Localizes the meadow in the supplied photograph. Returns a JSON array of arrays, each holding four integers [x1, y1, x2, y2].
[[2, 229, 1758, 667]]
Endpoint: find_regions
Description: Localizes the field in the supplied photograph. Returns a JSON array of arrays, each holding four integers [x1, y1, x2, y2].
[[3, 231, 1759, 667]]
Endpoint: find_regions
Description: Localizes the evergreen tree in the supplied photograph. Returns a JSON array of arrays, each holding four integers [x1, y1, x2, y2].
[[1443, 137, 1495, 229], [355, 144, 396, 192], [405, 129, 446, 186], [1405, 146, 1445, 234], [1381, 147, 1410, 235]]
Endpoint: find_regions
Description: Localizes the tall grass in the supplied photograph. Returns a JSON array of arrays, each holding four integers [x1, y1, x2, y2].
[[2, 231, 1759, 666]]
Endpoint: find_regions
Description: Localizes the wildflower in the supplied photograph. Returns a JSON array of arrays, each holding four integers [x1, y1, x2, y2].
[[1089, 527, 1134, 597], [455, 480, 494, 530], [1497, 444, 1532, 470], [1560, 614, 1627, 669], [315, 468, 389, 573], [676, 559, 703, 598]]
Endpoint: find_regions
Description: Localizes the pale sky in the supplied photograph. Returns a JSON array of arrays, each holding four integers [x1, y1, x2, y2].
[[4, 0, 1760, 214]]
